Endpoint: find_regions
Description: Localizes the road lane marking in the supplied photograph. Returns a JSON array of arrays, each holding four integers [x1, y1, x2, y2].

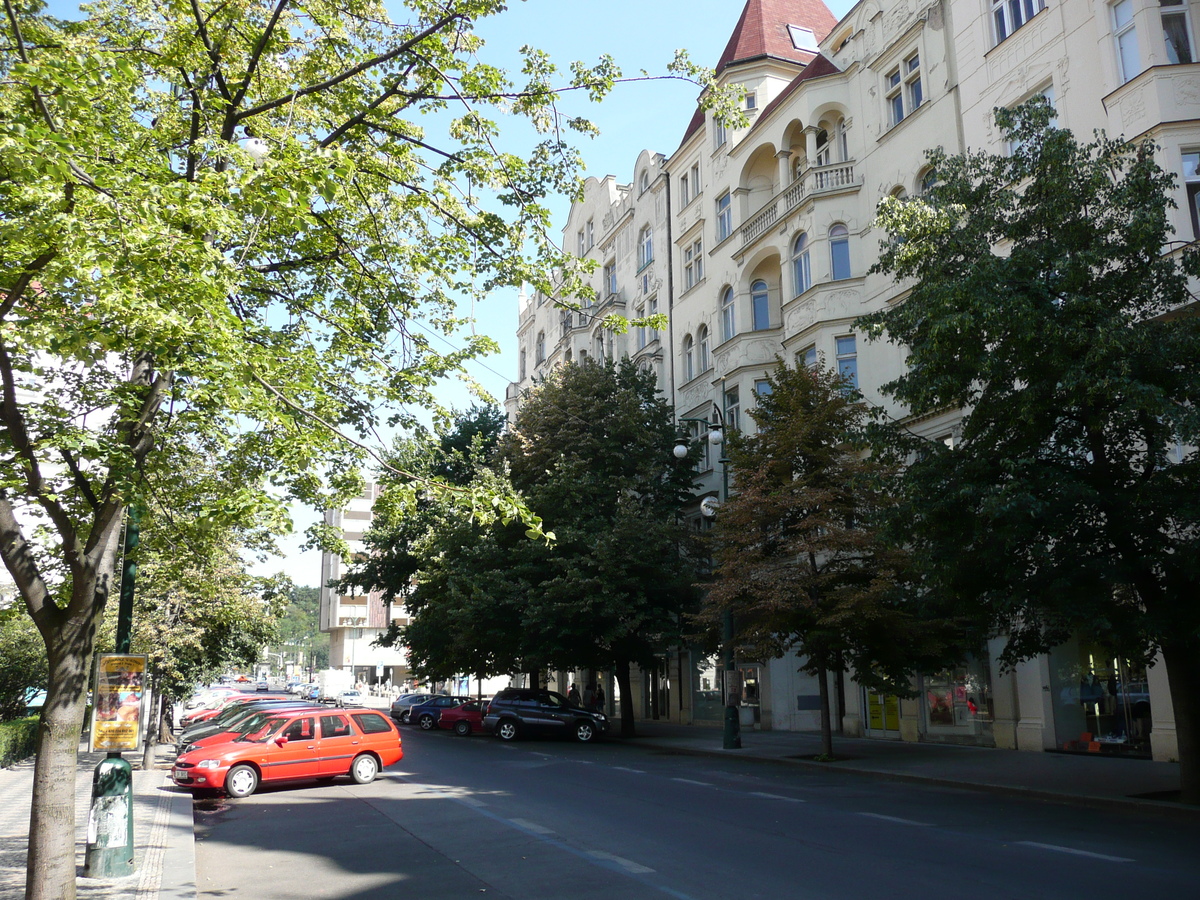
[[749, 791, 805, 803], [587, 851, 655, 874], [508, 818, 554, 834], [612, 767, 646, 774], [858, 813, 931, 827], [1017, 842, 1133, 863], [671, 778, 712, 787]]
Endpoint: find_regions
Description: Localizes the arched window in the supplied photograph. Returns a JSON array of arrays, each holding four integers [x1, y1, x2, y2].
[[792, 232, 811, 296], [815, 128, 830, 166], [830, 224, 851, 281], [697, 325, 710, 372], [594, 332, 605, 359], [720, 286, 736, 342], [919, 167, 938, 195], [751, 280, 770, 331], [683, 335, 695, 381], [535, 331, 545, 364], [638, 226, 653, 269], [640, 170, 650, 192]]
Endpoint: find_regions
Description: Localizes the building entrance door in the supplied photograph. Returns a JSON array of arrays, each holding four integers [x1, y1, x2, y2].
[[863, 689, 900, 737]]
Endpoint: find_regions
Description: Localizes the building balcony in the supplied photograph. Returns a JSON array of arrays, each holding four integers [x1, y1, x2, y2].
[[1104, 62, 1200, 139], [739, 162, 859, 250]]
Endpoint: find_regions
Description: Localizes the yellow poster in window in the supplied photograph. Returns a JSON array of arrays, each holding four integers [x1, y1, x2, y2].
[[89, 655, 147, 752]]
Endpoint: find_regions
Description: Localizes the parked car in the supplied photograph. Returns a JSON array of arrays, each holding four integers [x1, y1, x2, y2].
[[177, 699, 318, 755], [438, 699, 489, 736], [483, 688, 608, 743], [409, 696, 472, 730], [179, 692, 290, 727], [301, 684, 321, 701], [336, 690, 363, 708], [389, 693, 445, 724], [256, 678, 270, 692], [172, 708, 403, 798]]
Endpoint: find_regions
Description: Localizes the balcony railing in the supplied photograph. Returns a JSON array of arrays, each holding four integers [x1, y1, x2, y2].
[[737, 162, 858, 249], [741, 201, 779, 246], [812, 162, 856, 192]]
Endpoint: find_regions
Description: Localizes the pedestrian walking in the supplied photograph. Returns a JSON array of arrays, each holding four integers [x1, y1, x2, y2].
[[568, 683, 582, 706], [594, 681, 606, 713]]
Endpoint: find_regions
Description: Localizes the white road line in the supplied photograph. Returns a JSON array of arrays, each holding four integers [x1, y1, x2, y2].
[[749, 791, 805, 803], [671, 778, 712, 787], [1017, 842, 1134, 863], [587, 850, 655, 874], [858, 812, 931, 827], [612, 766, 646, 774], [508, 818, 555, 834]]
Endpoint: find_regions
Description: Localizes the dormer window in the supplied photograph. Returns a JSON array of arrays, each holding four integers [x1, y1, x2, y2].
[[745, 91, 757, 110], [787, 24, 819, 52]]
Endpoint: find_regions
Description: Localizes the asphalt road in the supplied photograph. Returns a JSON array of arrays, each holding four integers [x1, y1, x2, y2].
[[193, 725, 1200, 900]]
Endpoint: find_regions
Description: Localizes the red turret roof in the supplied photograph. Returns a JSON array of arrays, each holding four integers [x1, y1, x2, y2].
[[715, 0, 838, 74]]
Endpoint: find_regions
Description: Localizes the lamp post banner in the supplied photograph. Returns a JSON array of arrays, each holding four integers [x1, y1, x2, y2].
[[89, 654, 148, 753]]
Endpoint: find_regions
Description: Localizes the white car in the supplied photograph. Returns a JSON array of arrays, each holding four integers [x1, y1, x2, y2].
[[337, 690, 363, 708]]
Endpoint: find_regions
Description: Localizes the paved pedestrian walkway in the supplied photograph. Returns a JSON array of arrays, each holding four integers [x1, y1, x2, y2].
[[0, 744, 194, 900], [623, 720, 1190, 814]]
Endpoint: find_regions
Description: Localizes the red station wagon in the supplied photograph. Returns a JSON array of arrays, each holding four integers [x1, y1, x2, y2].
[[172, 708, 403, 798]]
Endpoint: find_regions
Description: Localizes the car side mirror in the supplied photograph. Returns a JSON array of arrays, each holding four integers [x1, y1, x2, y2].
[[275, 735, 288, 746]]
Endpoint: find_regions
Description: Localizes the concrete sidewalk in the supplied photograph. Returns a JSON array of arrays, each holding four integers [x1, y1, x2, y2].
[[0, 743, 194, 900], [622, 719, 1190, 815]]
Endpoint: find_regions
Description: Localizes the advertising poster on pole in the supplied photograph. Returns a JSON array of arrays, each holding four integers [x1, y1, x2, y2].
[[89, 654, 148, 753]]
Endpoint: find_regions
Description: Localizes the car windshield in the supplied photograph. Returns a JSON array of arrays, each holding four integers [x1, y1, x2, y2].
[[236, 717, 288, 743]]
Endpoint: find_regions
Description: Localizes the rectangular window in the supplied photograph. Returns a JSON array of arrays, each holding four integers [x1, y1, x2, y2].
[[683, 239, 704, 290], [716, 193, 732, 242], [830, 226, 851, 280], [690, 420, 712, 471], [886, 68, 904, 126], [724, 386, 741, 433], [887, 53, 924, 128], [753, 379, 773, 396], [586, 219, 594, 249], [604, 262, 617, 296], [1008, 86, 1057, 156], [906, 53, 923, 110], [577, 230, 585, 256], [745, 92, 757, 110], [680, 173, 690, 205], [721, 290, 736, 343], [649, 297, 659, 336], [1114, 0, 1141, 84], [635, 305, 646, 350], [993, 0, 1046, 43], [836, 335, 858, 390], [714, 119, 727, 149], [1161, 0, 1195, 64], [1184, 151, 1200, 239], [691, 163, 701, 197], [799, 344, 818, 369]]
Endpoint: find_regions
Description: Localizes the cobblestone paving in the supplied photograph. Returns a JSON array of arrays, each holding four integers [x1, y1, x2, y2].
[[0, 747, 175, 900]]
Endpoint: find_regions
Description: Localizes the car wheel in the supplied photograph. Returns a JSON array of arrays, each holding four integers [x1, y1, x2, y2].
[[399, 710, 411, 724], [226, 765, 258, 799], [351, 754, 378, 785], [418, 713, 436, 730], [454, 720, 471, 737], [574, 721, 596, 743], [496, 719, 519, 742]]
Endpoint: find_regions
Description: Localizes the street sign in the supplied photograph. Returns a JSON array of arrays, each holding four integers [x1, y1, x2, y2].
[[89, 654, 148, 753]]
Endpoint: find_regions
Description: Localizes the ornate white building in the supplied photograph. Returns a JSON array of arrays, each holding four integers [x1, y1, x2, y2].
[[508, 0, 1198, 763]]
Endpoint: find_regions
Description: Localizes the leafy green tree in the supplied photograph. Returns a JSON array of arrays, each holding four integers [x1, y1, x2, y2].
[[277, 585, 329, 674], [0, 3, 729, 895], [704, 362, 953, 757], [0, 608, 47, 722], [860, 100, 1200, 800], [498, 359, 702, 737]]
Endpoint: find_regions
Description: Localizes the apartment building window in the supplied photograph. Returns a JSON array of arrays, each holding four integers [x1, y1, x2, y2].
[[816, 128, 831, 166], [640, 170, 650, 193], [886, 53, 923, 127], [604, 261, 617, 296], [1184, 151, 1200, 238], [799, 344, 818, 369], [720, 286, 736, 342], [830, 224, 851, 280], [1161, 0, 1194, 63], [792, 232, 811, 296], [680, 172, 690, 205], [649, 296, 659, 339], [586, 219, 595, 249], [1007, 86, 1057, 155], [577, 229, 585, 256], [684, 239, 704, 290], [635, 304, 647, 350], [751, 280, 770, 331], [690, 419, 712, 471], [754, 379, 773, 397], [560, 310, 571, 339], [698, 325, 711, 372], [1113, 0, 1141, 84], [745, 91, 757, 110], [714, 119, 728, 149], [691, 163, 700, 196], [638, 226, 654, 270], [519, 348, 527, 381], [716, 192, 732, 241], [725, 386, 741, 432], [535, 331, 545, 364], [993, 0, 1046, 43], [836, 335, 858, 389], [684, 335, 695, 381]]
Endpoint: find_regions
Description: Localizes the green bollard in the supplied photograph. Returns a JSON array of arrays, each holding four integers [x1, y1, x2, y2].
[[83, 752, 135, 878]]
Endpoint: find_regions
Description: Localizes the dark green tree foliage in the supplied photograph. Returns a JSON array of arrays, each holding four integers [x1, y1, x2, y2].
[[277, 586, 330, 672], [0, 609, 47, 722], [860, 99, 1200, 799], [704, 362, 953, 757], [498, 360, 701, 737]]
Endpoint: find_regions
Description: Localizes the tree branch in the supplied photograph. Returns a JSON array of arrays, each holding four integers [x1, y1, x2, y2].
[[235, 12, 465, 123], [0, 493, 60, 633], [229, 0, 290, 110], [0, 250, 55, 319], [189, 0, 234, 106]]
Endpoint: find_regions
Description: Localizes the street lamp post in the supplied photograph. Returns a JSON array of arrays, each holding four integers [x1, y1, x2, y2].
[[675, 410, 741, 751]]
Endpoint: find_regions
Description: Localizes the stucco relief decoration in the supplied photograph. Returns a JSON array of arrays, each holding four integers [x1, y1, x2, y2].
[[679, 383, 709, 410], [885, 0, 913, 38], [1119, 88, 1148, 134], [926, 2, 943, 30], [1175, 73, 1200, 110], [713, 153, 729, 179], [785, 301, 815, 335], [1056, 56, 1070, 96]]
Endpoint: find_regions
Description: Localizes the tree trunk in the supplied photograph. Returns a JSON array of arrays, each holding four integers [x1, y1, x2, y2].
[[142, 687, 162, 771], [817, 665, 834, 758], [615, 658, 635, 738], [26, 604, 100, 900], [834, 658, 846, 735], [1161, 638, 1200, 804]]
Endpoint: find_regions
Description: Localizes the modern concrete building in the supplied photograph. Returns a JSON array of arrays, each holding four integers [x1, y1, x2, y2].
[[507, 0, 1198, 763]]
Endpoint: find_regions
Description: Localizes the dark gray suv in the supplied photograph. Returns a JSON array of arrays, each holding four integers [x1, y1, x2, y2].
[[483, 688, 608, 743]]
